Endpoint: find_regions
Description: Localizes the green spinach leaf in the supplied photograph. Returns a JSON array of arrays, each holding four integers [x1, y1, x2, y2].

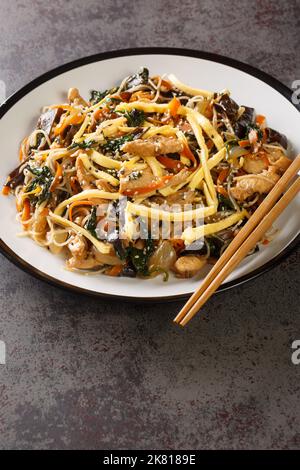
[[124, 109, 145, 127], [89, 87, 117, 105], [84, 206, 98, 239], [25, 166, 54, 204], [116, 237, 155, 276], [102, 133, 135, 153], [68, 140, 96, 150], [125, 68, 149, 90], [217, 193, 234, 211]]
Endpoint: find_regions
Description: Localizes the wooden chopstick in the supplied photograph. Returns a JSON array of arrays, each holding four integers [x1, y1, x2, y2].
[[178, 176, 300, 326], [174, 154, 300, 326]]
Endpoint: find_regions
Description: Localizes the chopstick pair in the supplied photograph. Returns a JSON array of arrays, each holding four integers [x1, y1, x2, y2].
[[174, 154, 300, 327]]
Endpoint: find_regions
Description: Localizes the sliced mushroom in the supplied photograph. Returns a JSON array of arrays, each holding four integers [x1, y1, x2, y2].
[[37, 108, 61, 136], [265, 127, 288, 149], [173, 255, 207, 278], [121, 135, 183, 157], [5, 158, 29, 189], [234, 106, 255, 138]]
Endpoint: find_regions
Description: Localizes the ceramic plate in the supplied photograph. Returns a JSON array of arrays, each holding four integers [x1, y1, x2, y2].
[[0, 48, 299, 301]]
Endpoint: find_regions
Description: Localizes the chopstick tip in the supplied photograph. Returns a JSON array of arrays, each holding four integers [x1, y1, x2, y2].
[[173, 318, 185, 327]]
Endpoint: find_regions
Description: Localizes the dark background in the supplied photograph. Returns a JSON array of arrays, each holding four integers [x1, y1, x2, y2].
[[0, 0, 299, 449]]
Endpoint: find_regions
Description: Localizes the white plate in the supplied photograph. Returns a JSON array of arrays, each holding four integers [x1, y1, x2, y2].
[[0, 49, 299, 300]]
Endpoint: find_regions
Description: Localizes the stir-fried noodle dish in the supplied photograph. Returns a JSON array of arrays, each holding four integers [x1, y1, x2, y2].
[[3, 68, 292, 280]]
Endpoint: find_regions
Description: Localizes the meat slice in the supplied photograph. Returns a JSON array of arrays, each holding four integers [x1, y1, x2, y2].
[[271, 155, 291, 173], [230, 168, 280, 201], [243, 154, 266, 174], [164, 168, 190, 187], [174, 255, 207, 278], [151, 189, 196, 207], [121, 135, 183, 157], [37, 108, 61, 136], [68, 87, 89, 107], [68, 234, 88, 260], [119, 166, 156, 195], [243, 149, 292, 176], [266, 147, 292, 174]]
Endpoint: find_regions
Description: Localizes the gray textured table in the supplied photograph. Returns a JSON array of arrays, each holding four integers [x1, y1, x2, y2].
[[0, 0, 299, 450]]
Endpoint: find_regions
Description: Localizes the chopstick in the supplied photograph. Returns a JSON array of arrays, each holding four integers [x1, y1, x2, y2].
[[174, 154, 300, 326], [177, 176, 300, 326]]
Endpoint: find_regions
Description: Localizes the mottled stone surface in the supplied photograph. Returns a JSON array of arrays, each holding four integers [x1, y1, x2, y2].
[[0, 0, 299, 450]]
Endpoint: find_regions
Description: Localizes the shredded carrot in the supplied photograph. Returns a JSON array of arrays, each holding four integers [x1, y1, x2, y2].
[[50, 161, 63, 192], [262, 128, 267, 143], [256, 114, 266, 126], [69, 200, 94, 222], [217, 168, 229, 185], [41, 208, 49, 217], [49, 104, 76, 112], [168, 97, 181, 117], [171, 238, 185, 253], [121, 175, 173, 196], [93, 108, 103, 121], [262, 239, 269, 245], [217, 168, 229, 198], [2, 185, 10, 196], [21, 199, 31, 227], [105, 265, 122, 277], [150, 76, 172, 90], [181, 143, 197, 165], [54, 112, 84, 136], [156, 155, 183, 171], [216, 186, 228, 197], [238, 139, 250, 147]]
